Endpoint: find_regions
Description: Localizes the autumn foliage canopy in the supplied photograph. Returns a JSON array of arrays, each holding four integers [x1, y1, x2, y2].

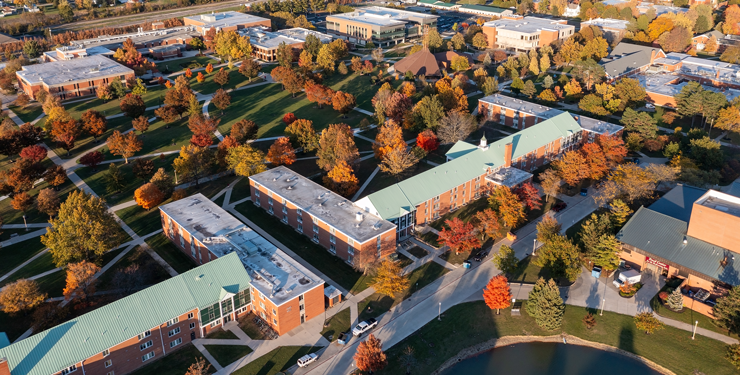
[[438, 217, 480, 254], [483, 275, 513, 313]]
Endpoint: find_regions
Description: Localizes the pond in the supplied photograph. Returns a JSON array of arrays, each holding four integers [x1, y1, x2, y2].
[[440, 342, 662, 375]]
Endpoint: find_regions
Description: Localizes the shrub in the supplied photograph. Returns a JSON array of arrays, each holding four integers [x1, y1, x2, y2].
[[583, 313, 597, 329], [658, 291, 669, 301], [171, 189, 188, 201]]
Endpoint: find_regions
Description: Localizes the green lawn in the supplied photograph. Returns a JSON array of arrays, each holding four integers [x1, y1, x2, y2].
[[230, 346, 322, 375], [650, 285, 735, 338], [204, 344, 254, 367], [234, 201, 373, 293], [407, 246, 428, 259], [64, 86, 166, 119], [430, 197, 489, 231], [358, 262, 449, 322], [156, 56, 219, 74], [418, 231, 440, 248], [321, 307, 351, 341], [206, 329, 239, 340], [35, 269, 66, 298], [468, 93, 484, 113], [229, 177, 251, 203], [506, 255, 569, 285], [380, 301, 736, 375], [9, 104, 43, 123], [0, 236, 47, 278], [129, 344, 215, 375], [76, 153, 178, 206], [97, 246, 170, 290], [98, 116, 204, 161], [210, 84, 371, 140], [145, 233, 198, 274], [50, 113, 144, 161], [189, 67, 247, 94], [0, 168, 78, 225]]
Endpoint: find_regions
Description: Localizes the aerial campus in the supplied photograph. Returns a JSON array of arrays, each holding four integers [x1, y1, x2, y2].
[[2, 0, 740, 375]]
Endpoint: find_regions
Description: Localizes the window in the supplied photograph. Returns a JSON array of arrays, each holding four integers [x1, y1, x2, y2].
[[268, 207, 274, 214], [140, 341, 153, 351], [329, 244, 336, 254], [260, 311, 266, 319], [188, 313, 194, 319], [348, 245, 355, 255], [102, 349, 110, 357], [209, 319, 221, 328], [190, 241, 196, 258], [377, 236, 382, 251], [282, 206, 287, 214], [287, 306, 292, 312], [167, 317, 179, 326], [313, 223, 319, 233], [330, 234, 336, 244], [255, 189, 260, 198], [296, 209, 302, 222], [61, 365, 77, 375], [260, 292, 265, 300], [273, 318, 278, 325], [104, 360, 112, 368], [268, 197, 273, 205], [282, 214, 288, 223], [272, 308, 277, 315], [179, 229, 185, 248], [142, 352, 155, 362], [107, 372, 114, 375], [260, 301, 265, 309], [312, 234, 319, 243], [137, 331, 151, 340], [168, 327, 181, 337], [190, 322, 196, 330], [170, 338, 183, 348], [297, 223, 303, 233]]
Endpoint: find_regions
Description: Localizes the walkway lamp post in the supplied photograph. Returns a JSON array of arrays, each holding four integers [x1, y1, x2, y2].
[[600, 298, 605, 316], [438, 302, 441, 321], [692, 320, 699, 340], [532, 239, 537, 256]]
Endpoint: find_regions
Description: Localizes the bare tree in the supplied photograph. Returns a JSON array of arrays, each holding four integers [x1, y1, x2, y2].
[[371, 47, 385, 64], [438, 110, 477, 144]]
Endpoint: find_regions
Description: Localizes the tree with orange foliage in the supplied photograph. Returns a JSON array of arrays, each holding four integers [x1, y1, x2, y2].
[[188, 115, 219, 138], [11, 192, 33, 213], [305, 81, 335, 108], [135, 183, 165, 210], [354, 334, 387, 373], [554, 150, 589, 187], [475, 208, 502, 241], [266, 137, 296, 166], [373, 120, 406, 160], [438, 217, 481, 254], [51, 119, 81, 155], [185, 68, 193, 78], [401, 81, 416, 97], [107, 131, 143, 164], [63, 260, 100, 301], [283, 113, 297, 125], [647, 17, 674, 41], [205, 63, 214, 74], [581, 142, 609, 180], [216, 135, 239, 166], [597, 134, 627, 168], [323, 160, 359, 197], [332, 91, 356, 115], [132, 116, 149, 134], [483, 275, 512, 314], [165, 80, 173, 88], [316, 123, 359, 171], [416, 129, 439, 153], [489, 185, 525, 229], [514, 182, 542, 211], [196, 72, 205, 83], [723, 5, 740, 35], [80, 109, 107, 140]]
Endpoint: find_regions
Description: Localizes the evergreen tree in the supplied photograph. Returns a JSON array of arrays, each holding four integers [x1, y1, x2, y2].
[[492, 244, 519, 274], [104, 163, 125, 194], [714, 285, 740, 335], [590, 234, 620, 271], [666, 287, 684, 311], [526, 277, 564, 330]]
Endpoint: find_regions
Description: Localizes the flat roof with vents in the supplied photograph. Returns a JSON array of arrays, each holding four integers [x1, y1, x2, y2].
[[15, 55, 132, 87], [249, 166, 396, 244]]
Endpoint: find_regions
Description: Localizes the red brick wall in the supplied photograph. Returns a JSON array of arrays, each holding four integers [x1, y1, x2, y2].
[[161, 212, 213, 265], [411, 175, 486, 226], [18, 72, 136, 100], [252, 284, 324, 336]]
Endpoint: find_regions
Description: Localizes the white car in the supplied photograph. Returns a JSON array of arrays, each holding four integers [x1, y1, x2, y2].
[[352, 318, 378, 336], [297, 353, 318, 368], [645, 103, 655, 109]]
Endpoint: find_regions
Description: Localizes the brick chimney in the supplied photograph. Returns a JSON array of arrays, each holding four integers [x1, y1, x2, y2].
[[504, 142, 513, 167], [0, 358, 10, 375]]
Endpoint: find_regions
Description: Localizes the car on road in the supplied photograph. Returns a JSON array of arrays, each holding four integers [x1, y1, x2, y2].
[[552, 202, 567, 212], [297, 353, 318, 367], [352, 318, 378, 336]]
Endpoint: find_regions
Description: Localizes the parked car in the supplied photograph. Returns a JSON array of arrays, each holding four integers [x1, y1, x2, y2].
[[552, 202, 567, 212], [297, 353, 318, 368], [352, 318, 378, 336], [580, 188, 588, 196], [645, 103, 655, 109]]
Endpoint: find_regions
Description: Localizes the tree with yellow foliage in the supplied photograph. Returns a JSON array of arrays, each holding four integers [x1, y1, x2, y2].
[[373, 258, 409, 297], [323, 160, 359, 197], [0, 279, 46, 315], [401, 82, 416, 97], [373, 120, 406, 160], [63, 260, 100, 301]]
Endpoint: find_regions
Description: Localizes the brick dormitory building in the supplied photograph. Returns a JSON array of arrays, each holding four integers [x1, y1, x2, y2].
[[159, 194, 329, 336], [248, 167, 398, 266], [0, 253, 252, 375], [353, 94, 623, 240], [617, 185, 740, 318]]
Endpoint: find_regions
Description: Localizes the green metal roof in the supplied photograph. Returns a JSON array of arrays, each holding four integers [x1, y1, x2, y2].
[[460, 4, 508, 12], [0, 253, 251, 375], [418, 0, 457, 6], [363, 112, 581, 220], [617, 206, 740, 286]]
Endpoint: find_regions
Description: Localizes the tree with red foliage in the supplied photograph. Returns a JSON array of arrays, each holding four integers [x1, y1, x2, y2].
[[385, 92, 413, 123], [475, 208, 502, 241], [19, 145, 46, 163], [80, 151, 104, 170], [438, 217, 481, 254], [266, 137, 296, 166], [483, 275, 512, 314], [190, 134, 214, 147], [416, 129, 439, 153], [283, 113, 297, 125], [597, 134, 627, 168], [306, 82, 336, 109], [514, 182, 542, 211], [362, 60, 374, 74], [120, 94, 146, 119], [581, 142, 609, 180], [188, 115, 219, 137], [353, 334, 387, 373]]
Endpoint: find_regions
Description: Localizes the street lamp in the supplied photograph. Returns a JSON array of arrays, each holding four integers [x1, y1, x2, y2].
[[600, 298, 605, 316], [438, 302, 441, 321], [692, 320, 699, 340], [532, 239, 537, 256]]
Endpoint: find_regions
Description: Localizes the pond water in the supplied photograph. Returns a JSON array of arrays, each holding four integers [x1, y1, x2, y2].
[[440, 342, 662, 375]]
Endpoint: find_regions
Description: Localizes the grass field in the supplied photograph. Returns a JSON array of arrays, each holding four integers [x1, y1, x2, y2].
[[145, 233, 198, 274], [97, 116, 204, 161], [97, 246, 170, 290], [64, 86, 167, 119], [156, 56, 219, 74], [234, 201, 373, 293], [358, 262, 450, 322], [230, 346, 321, 375], [0, 236, 47, 278], [129, 344, 214, 375], [321, 307, 351, 341], [380, 301, 737, 375], [9, 104, 43, 123], [204, 344, 253, 367]]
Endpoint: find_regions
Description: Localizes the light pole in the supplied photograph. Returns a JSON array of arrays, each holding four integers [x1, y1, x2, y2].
[[600, 298, 605, 316], [438, 302, 441, 321], [532, 239, 537, 256], [692, 320, 699, 340]]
